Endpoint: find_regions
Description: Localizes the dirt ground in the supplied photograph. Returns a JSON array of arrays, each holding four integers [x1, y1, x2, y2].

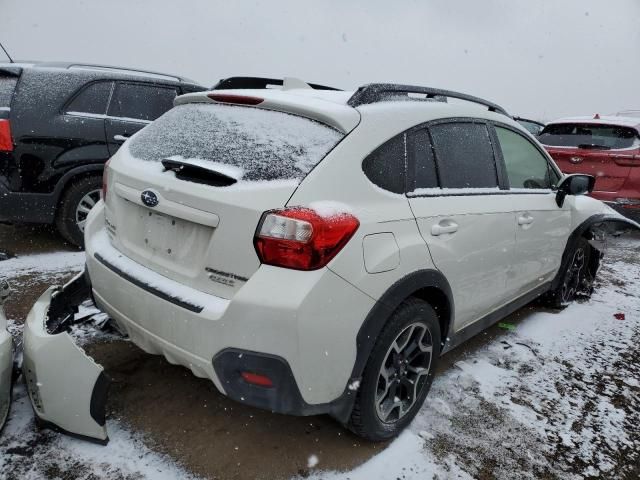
[[1, 223, 639, 480]]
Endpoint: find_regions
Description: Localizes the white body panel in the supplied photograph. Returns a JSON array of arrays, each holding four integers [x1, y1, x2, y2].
[[408, 193, 516, 330]]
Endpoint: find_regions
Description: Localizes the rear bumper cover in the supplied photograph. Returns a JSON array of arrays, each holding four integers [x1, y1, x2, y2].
[[22, 274, 110, 444], [85, 203, 374, 420]]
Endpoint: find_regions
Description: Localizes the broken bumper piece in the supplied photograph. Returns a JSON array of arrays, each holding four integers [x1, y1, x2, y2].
[[0, 325, 12, 431], [22, 272, 110, 444], [1, 280, 14, 432]]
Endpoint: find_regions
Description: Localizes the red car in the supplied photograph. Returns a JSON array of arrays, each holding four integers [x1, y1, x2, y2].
[[539, 115, 640, 220]]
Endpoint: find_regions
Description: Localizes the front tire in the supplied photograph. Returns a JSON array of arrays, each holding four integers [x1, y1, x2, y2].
[[55, 175, 102, 248], [348, 298, 441, 441], [546, 237, 595, 309]]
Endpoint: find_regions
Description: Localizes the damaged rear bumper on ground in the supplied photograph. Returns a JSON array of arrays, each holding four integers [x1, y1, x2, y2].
[[0, 281, 13, 431], [22, 272, 110, 444]]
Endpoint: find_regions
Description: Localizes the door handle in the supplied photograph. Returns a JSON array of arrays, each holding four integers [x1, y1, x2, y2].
[[431, 220, 458, 236], [517, 214, 534, 225], [113, 134, 130, 143]]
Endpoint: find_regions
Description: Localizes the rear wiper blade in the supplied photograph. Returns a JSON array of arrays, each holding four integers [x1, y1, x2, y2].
[[577, 143, 611, 150], [161, 159, 238, 187]]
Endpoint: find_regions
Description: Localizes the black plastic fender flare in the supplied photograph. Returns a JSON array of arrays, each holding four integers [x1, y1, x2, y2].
[[551, 214, 640, 291]]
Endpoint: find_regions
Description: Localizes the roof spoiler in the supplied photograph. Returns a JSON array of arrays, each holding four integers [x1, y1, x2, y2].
[[347, 83, 510, 117], [212, 76, 342, 92]]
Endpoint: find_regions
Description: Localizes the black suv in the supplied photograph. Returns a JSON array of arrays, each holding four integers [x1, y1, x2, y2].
[[0, 62, 204, 246]]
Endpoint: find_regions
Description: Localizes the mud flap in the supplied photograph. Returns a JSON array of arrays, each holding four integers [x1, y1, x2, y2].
[[22, 273, 110, 444], [0, 280, 14, 432]]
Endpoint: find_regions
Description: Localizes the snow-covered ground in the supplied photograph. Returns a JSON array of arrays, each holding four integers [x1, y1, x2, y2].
[[309, 237, 640, 480], [0, 236, 638, 479]]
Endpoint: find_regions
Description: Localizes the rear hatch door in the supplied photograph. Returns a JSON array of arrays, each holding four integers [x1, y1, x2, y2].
[[104, 101, 345, 300]]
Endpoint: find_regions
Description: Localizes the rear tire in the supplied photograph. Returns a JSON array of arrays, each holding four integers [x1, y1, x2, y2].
[[348, 298, 441, 441], [545, 237, 595, 309], [56, 175, 102, 248]]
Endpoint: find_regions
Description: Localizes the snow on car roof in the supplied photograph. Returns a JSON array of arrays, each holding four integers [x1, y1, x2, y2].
[[549, 115, 640, 130]]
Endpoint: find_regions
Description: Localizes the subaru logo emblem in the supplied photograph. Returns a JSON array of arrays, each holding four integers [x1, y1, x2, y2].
[[141, 190, 159, 207]]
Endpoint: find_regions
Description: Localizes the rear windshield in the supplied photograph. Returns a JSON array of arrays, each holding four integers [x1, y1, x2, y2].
[[0, 75, 18, 108], [128, 103, 344, 182], [539, 123, 639, 149]]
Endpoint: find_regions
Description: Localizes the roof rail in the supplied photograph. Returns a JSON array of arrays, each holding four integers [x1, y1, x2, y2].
[[213, 76, 342, 91], [347, 83, 509, 116]]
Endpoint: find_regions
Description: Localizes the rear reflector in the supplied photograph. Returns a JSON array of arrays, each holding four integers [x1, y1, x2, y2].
[[207, 93, 264, 106], [0, 119, 13, 152], [241, 371, 274, 388], [254, 207, 359, 271], [101, 158, 111, 200]]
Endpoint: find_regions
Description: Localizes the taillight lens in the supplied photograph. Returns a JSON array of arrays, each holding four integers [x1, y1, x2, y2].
[[0, 119, 13, 152], [101, 159, 111, 200], [254, 207, 359, 270]]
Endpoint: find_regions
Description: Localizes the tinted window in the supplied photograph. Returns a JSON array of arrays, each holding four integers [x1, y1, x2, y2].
[[108, 83, 177, 121], [496, 127, 555, 189], [409, 129, 438, 189], [128, 103, 344, 182], [429, 122, 498, 188], [65, 81, 112, 115], [0, 75, 18, 108], [516, 119, 544, 135], [362, 134, 406, 194], [539, 123, 639, 149]]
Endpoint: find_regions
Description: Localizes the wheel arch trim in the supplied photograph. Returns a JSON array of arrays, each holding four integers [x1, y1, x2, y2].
[[551, 213, 639, 290], [52, 163, 105, 206]]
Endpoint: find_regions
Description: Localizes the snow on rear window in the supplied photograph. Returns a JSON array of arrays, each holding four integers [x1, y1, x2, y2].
[[128, 103, 344, 182]]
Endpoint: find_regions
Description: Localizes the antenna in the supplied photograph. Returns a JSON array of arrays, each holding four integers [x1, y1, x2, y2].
[[0, 41, 14, 63]]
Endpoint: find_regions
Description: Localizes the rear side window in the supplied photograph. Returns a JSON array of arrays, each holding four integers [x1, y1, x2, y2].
[[539, 123, 640, 149], [65, 81, 113, 115], [108, 83, 177, 121], [496, 127, 556, 189], [0, 75, 18, 108], [429, 122, 498, 188], [128, 103, 344, 182], [362, 134, 406, 194]]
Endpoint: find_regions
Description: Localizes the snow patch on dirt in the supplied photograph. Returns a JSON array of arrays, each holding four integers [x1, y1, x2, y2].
[[0, 384, 199, 480]]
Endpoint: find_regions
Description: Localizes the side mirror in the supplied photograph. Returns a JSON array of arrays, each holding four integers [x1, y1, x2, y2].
[[556, 174, 596, 207]]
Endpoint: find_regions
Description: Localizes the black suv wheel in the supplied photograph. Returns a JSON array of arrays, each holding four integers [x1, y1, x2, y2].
[[349, 298, 441, 441], [56, 175, 102, 247]]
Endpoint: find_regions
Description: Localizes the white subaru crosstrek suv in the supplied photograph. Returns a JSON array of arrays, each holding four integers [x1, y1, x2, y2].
[[22, 79, 638, 443]]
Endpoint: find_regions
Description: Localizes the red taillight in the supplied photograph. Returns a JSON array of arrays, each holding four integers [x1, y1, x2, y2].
[[207, 93, 264, 106], [101, 159, 111, 200], [241, 371, 274, 388], [0, 119, 13, 152], [254, 207, 359, 271], [612, 154, 640, 167]]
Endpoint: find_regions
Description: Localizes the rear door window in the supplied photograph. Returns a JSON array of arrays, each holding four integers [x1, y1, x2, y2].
[[65, 81, 113, 115], [539, 123, 640, 150], [127, 103, 344, 182], [429, 122, 498, 189], [108, 83, 177, 121], [362, 134, 406, 194], [408, 128, 438, 190]]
